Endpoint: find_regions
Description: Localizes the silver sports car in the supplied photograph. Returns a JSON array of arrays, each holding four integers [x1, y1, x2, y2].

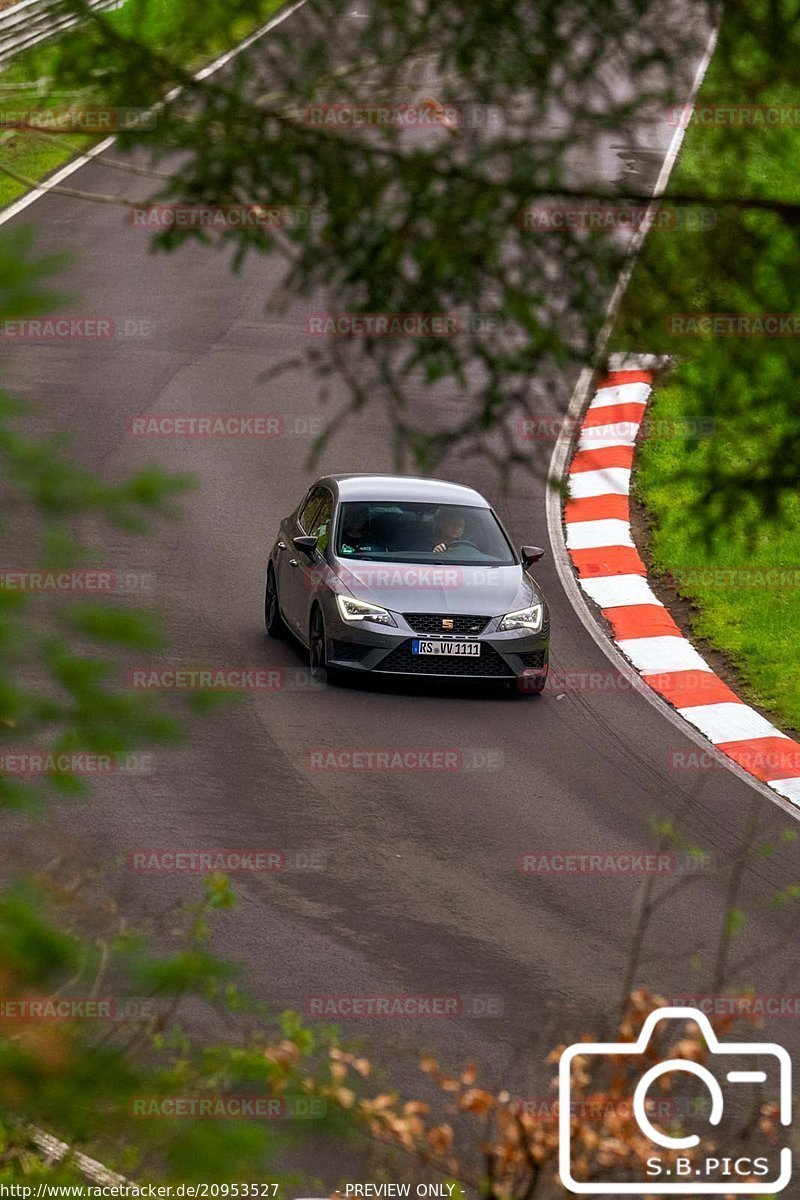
[[264, 474, 550, 691]]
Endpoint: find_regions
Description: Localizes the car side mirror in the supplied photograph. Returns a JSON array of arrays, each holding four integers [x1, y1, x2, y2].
[[293, 535, 318, 556], [521, 545, 545, 567]]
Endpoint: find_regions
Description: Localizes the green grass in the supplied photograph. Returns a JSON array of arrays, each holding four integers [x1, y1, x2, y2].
[[0, 0, 285, 209], [614, 5, 800, 733], [632, 383, 800, 730]]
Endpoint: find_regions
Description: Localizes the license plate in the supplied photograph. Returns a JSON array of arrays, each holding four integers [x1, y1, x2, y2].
[[412, 640, 481, 657]]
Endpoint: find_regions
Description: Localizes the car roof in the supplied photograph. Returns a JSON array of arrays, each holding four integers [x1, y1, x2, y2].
[[319, 474, 490, 508]]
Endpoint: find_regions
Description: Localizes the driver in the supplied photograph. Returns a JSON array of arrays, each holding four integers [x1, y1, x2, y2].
[[432, 508, 467, 553]]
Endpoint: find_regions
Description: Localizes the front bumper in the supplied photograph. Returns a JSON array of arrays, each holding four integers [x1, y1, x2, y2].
[[324, 603, 550, 681]]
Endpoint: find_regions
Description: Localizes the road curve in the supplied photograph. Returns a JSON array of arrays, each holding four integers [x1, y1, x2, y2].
[[2, 3, 799, 1122]]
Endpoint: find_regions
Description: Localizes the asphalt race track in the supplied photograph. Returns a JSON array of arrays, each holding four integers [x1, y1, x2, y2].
[[2, 1, 799, 1122]]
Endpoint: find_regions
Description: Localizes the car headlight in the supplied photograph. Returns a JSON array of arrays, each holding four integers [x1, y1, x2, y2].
[[335, 595, 397, 626], [498, 603, 543, 634]]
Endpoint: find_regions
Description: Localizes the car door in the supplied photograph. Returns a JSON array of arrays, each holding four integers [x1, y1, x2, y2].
[[281, 487, 332, 638], [276, 488, 319, 635]]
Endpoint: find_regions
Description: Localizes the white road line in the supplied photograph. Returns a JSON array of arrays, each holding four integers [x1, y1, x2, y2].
[[29, 1126, 129, 1186], [0, 0, 307, 227]]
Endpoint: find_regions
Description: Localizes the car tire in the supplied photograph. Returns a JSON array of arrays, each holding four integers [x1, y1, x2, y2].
[[517, 670, 548, 696], [309, 605, 347, 685], [264, 565, 286, 637]]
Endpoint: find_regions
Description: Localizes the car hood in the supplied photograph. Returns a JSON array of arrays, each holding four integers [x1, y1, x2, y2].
[[330, 559, 542, 617]]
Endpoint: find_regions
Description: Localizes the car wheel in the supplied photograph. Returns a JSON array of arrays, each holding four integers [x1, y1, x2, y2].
[[264, 565, 286, 637], [517, 669, 548, 695], [309, 604, 327, 675], [309, 605, 346, 685]]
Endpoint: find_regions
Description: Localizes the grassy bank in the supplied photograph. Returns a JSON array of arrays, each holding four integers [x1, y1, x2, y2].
[[614, 5, 800, 733], [0, 0, 285, 209]]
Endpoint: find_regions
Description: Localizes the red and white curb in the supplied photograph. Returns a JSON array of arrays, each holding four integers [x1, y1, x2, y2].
[[563, 367, 800, 808]]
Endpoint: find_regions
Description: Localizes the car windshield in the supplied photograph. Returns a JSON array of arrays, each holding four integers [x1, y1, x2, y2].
[[335, 500, 516, 565]]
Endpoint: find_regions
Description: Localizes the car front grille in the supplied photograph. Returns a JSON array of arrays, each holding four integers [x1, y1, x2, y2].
[[376, 640, 514, 678], [403, 612, 490, 636], [518, 650, 547, 670]]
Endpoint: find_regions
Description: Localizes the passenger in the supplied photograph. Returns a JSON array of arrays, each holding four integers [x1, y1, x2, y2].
[[339, 505, 387, 555]]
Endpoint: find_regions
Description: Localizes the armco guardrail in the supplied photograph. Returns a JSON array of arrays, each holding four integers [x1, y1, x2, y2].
[[0, 0, 122, 69]]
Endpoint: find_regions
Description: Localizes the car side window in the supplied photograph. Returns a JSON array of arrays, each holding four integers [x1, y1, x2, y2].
[[298, 488, 324, 533], [307, 490, 333, 554]]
